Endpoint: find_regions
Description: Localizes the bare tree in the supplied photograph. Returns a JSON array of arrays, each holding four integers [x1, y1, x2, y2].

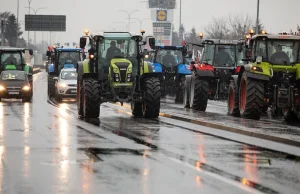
[[204, 17, 230, 39], [228, 13, 253, 40]]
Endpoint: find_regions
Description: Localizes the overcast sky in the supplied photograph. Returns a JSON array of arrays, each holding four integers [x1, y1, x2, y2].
[[1, 0, 299, 45]]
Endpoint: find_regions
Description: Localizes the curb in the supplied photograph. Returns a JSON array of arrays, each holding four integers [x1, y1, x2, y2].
[[159, 112, 300, 148]]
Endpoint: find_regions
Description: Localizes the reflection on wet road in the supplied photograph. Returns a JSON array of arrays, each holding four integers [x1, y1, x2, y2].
[[0, 71, 298, 194]]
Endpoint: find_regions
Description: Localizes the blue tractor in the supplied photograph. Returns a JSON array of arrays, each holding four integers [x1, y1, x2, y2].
[[149, 46, 191, 102], [46, 47, 82, 98]]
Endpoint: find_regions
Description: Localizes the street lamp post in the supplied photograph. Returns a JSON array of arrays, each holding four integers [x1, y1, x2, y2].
[[27, 0, 32, 47], [256, 0, 260, 34], [113, 22, 136, 31], [131, 18, 151, 31], [118, 10, 139, 31], [25, 7, 47, 47]]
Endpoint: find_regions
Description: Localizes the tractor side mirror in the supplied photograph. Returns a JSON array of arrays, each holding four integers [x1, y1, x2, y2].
[[46, 51, 51, 57], [148, 37, 155, 49], [80, 37, 87, 49], [29, 49, 33, 55], [53, 77, 58, 80]]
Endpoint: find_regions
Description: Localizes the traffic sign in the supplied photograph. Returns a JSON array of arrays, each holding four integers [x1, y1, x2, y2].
[[157, 10, 167, 21], [25, 15, 66, 31], [148, 0, 176, 9]]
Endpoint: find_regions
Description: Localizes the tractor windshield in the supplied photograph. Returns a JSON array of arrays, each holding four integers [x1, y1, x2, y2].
[[0, 52, 24, 66], [98, 38, 137, 61], [255, 39, 299, 65], [214, 44, 235, 67], [58, 52, 80, 66], [156, 50, 183, 66]]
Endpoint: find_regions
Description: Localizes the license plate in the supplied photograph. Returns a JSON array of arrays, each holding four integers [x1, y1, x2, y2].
[[9, 92, 19, 95], [70, 90, 77, 93]]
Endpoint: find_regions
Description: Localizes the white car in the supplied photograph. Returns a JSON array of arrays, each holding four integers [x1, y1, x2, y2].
[[53, 68, 77, 102]]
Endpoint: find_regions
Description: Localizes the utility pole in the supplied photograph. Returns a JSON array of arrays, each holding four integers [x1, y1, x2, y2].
[[27, 0, 32, 47], [16, 0, 19, 46], [179, 0, 182, 41], [256, 0, 260, 34], [1, 20, 4, 46]]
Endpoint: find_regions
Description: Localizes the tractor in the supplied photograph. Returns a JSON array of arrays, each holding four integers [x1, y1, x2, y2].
[[77, 30, 162, 118], [183, 37, 245, 111], [227, 31, 300, 121], [0, 47, 34, 89], [148, 45, 191, 102], [46, 47, 82, 98]]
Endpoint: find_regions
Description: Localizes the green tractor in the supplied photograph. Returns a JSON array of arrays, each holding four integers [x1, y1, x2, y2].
[[0, 47, 34, 88], [77, 30, 162, 118], [228, 32, 300, 121]]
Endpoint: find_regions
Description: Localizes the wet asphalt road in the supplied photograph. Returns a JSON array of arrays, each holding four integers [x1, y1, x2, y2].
[[0, 70, 299, 194]]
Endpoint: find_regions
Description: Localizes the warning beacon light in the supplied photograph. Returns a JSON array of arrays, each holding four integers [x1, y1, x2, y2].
[[249, 29, 254, 36], [199, 32, 204, 39], [84, 29, 89, 35]]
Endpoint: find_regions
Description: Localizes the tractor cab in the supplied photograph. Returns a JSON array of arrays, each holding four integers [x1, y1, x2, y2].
[[0, 48, 33, 72]]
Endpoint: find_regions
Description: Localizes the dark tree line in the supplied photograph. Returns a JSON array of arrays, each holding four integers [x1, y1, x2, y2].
[[0, 11, 25, 47]]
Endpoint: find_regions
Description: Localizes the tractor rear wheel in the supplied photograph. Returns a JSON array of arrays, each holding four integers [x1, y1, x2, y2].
[[82, 79, 100, 118], [143, 77, 161, 118], [239, 72, 264, 120], [77, 80, 83, 116], [191, 73, 210, 111], [183, 75, 191, 108], [227, 81, 240, 116], [283, 109, 298, 122]]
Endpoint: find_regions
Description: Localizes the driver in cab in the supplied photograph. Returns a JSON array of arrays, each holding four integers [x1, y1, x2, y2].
[[3, 54, 18, 65], [162, 51, 176, 66], [215, 46, 233, 66], [270, 45, 290, 64], [106, 41, 121, 61]]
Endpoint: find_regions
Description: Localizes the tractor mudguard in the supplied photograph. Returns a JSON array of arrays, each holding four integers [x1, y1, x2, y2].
[[77, 61, 84, 81], [82, 73, 99, 80], [196, 69, 214, 78], [230, 75, 239, 87], [142, 61, 156, 74], [177, 64, 191, 75], [244, 71, 269, 81], [151, 62, 163, 73], [296, 64, 300, 80]]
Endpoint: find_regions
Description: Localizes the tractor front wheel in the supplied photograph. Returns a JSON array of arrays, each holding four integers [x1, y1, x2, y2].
[[77, 80, 83, 116], [191, 73, 210, 111], [142, 77, 161, 118], [227, 81, 240, 117], [131, 101, 143, 117], [48, 77, 55, 98], [82, 79, 100, 118], [239, 72, 264, 120]]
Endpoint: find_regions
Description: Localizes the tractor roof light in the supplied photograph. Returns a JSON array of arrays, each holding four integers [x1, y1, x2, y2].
[[262, 30, 267, 34], [249, 29, 254, 35], [199, 32, 204, 39], [141, 30, 145, 35], [84, 29, 89, 35]]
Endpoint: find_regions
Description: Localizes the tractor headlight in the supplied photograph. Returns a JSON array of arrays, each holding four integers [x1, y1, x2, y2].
[[251, 66, 263, 72], [127, 67, 132, 73], [116, 78, 120, 82], [113, 67, 119, 73], [115, 73, 119, 78]]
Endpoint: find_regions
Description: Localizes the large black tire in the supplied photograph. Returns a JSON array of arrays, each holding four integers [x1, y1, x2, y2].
[[239, 72, 264, 120], [22, 96, 32, 103], [142, 77, 161, 118], [131, 101, 143, 117], [48, 77, 55, 98], [190, 73, 210, 111], [77, 80, 83, 116], [283, 109, 298, 122], [175, 76, 185, 103], [183, 75, 191, 108], [82, 79, 100, 118], [227, 81, 240, 117]]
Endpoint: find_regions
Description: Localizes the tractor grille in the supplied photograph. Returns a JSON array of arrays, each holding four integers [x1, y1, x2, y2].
[[115, 62, 130, 83]]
